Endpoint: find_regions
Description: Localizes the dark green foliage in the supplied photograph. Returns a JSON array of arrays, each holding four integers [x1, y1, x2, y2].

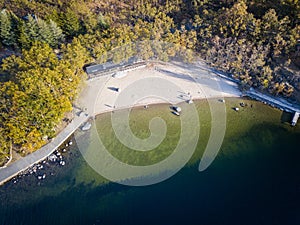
[[48, 19, 65, 47], [0, 12, 65, 49], [0, 10, 16, 46], [18, 14, 64, 49], [61, 8, 81, 37]]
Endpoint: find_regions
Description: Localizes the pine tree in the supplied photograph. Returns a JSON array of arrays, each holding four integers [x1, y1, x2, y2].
[[26, 15, 39, 40], [18, 22, 31, 49], [62, 8, 81, 37], [0, 10, 15, 46], [18, 14, 39, 49], [48, 19, 64, 48], [37, 18, 53, 45]]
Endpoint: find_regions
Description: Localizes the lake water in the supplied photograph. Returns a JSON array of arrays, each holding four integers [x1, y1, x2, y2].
[[0, 98, 299, 225]]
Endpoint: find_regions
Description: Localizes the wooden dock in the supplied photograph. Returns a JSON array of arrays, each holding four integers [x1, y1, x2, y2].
[[292, 112, 299, 126]]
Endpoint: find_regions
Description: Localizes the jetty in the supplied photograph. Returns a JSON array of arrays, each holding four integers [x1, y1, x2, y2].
[[292, 112, 299, 126]]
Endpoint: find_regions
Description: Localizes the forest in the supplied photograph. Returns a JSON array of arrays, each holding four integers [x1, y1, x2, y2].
[[0, 0, 299, 165]]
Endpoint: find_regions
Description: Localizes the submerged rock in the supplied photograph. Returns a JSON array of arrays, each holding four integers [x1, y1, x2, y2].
[[48, 154, 58, 162]]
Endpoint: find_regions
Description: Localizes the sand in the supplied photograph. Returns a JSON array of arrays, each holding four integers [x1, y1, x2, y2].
[[76, 61, 241, 117]]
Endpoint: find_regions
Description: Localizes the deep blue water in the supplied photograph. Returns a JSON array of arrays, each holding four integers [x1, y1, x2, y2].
[[0, 116, 299, 225]]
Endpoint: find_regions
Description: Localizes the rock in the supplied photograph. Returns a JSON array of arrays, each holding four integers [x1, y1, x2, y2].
[[48, 154, 58, 162]]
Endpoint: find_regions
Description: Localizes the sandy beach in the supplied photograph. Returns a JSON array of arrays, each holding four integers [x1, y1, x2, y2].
[[76, 61, 241, 117]]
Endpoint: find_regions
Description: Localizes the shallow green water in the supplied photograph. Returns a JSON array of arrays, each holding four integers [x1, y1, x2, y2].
[[0, 98, 299, 225]]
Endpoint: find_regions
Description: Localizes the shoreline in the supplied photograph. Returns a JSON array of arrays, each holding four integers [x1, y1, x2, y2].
[[5, 96, 242, 187], [0, 60, 298, 186], [0, 61, 241, 186]]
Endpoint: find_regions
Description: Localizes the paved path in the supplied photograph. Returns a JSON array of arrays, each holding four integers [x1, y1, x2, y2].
[[246, 88, 300, 113], [0, 112, 89, 185]]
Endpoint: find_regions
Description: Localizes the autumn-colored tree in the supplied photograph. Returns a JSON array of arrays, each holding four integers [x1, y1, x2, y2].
[[0, 42, 86, 154], [260, 9, 290, 56]]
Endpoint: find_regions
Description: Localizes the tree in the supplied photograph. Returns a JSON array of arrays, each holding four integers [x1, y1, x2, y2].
[[16, 14, 64, 49], [61, 37, 91, 76], [18, 21, 31, 49], [26, 14, 39, 41], [215, 1, 254, 39], [62, 8, 81, 37], [37, 18, 53, 44], [0, 9, 15, 46], [260, 9, 290, 56], [0, 42, 85, 154], [48, 19, 65, 48], [18, 15, 39, 49]]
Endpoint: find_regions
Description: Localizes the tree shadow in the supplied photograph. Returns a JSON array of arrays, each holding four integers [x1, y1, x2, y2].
[[158, 68, 196, 82]]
